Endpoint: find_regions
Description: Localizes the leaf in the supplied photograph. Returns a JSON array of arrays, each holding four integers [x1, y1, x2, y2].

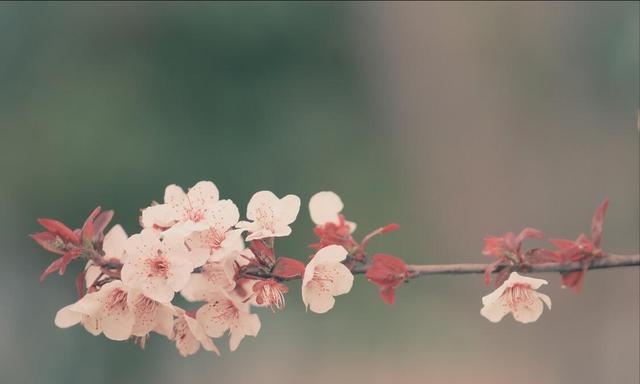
[[81, 206, 102, 244], [591, 199, 609, 248], [39, 258, 64, 282], [37, 218, 80, 245], [75, 270, 87, 298], [272, 257, 305, 279]]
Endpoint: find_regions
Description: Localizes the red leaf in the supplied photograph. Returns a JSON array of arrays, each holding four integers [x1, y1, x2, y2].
[[516, 227, 544, 250], [58, 249, 82, 276], [75, 270, 87, 298], [367, 254, 408, 284], [81, 206, 101, 244], [379, 286, 396, 305], [272, 257, 305, 279], [92, 210, 114, 240], [40, 258, 64, 282], [37, 218, 80, 245], [494, 266, 513, 288], [30, 232, 65, 255], [483, 258, 502, 286], [591, 199, 609, 248]]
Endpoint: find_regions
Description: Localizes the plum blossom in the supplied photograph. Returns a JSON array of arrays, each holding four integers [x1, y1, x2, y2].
[[121, 229, 193, 303], [480, 272, 552, 324], [309, 191, 356, 231], [128, 289, 175, 337], [180, 257, 238, 301], [236, 191, 300, 241], [171, 308, 220, 357], [55, 280, 135, 341], [184, 199, 244, 263], [196, 291, 261, 351], [85, 224, 128, 289], [140, 181, 220, 234], [302, 245, 354, 313]]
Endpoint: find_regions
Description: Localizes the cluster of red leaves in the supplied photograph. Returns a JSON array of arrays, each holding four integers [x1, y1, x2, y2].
[[31, 207, 113, 285], [483, 199, 609, 292], [366, 254, 411, 305], [310, 215, 406, 305]]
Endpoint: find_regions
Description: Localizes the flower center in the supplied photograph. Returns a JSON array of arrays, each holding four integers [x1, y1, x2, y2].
[[106, 288, 128, 311], [505, 283, 535, 308], [147, 251, 170, 278], [255, 206, 276, 231]]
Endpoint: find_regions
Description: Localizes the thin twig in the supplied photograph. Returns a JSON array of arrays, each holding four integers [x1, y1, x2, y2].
[[351, 253, 640, 277]]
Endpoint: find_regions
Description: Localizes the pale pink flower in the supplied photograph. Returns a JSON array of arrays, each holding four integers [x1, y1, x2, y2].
[[171, 308, 220, 357], [85, 224, 128, 288], [127, 288, 175, 337], [309, 191, 356, 232], [121, 229, 193, 303], [236, 191, 300, 241], [196, 291, 261, 351], [302, 245, 354, 314], [184, 199, 244, 263], [481, 271, 552, 324], [180, 257, 238, 301], [140, 181, 220, 234], [55, 280, 135, 341]]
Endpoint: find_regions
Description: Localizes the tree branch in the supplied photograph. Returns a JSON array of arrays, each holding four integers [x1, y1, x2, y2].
[[351, 253, 640, 277]]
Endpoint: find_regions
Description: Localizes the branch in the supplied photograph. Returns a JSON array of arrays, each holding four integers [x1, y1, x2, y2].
[[351, 253, 640, 278]]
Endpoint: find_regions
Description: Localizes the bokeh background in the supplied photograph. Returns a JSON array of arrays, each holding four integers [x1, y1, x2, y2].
[[1, 2, 638, 384]]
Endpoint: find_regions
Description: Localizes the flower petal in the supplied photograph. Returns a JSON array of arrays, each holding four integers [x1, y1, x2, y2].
[[309, 191, 344, 225]]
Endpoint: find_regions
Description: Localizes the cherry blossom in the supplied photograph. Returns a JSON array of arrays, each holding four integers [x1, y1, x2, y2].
[[302, 245, 354, 313], [171, 308, 220, 357], [236, 191, 300, 241], [55, 280, 135, 341], [309, 191, 356, 231], [127, 289, 175, 337], [180, 256, 238, 301], [184, 199, 244, 263], [85, 224, 128, 289], [480, 272, 552, 324], [196, 291, 261, 351], [121, 229, 193, 303], [140, 181, 220, 234]]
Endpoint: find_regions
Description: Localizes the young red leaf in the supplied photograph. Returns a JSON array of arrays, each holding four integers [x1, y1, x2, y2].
[[81, 206, 102, 244], [92, 210, 114, 240], [39, 258, 64, 282], [366, 254, 410, 305], [30, 232, 65, 255], [272, 257, 305, 279], [75, 270, 87, 298], [37, 218, 80, 245], [591, 198, 609, 248]]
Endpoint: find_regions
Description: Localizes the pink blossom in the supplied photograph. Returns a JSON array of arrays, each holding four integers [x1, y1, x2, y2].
[[236, 191, 300, 241], [480, 272, 552, 324], [196, 292, 261, 351], [140, 181, 220, 234], [171, 309, 220, 357], [309, 191, 356, 231], [302, 245, 354, 313], [121, 229, 193, 303]]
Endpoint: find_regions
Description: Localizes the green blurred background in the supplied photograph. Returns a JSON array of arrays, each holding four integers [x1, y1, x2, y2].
[[1, 2, 638, 384]]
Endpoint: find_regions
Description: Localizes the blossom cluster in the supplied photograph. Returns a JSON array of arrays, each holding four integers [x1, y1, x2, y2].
[[32, 182, 400, 356], [479, 199, 611, 324], [32, 185, 621, 354]]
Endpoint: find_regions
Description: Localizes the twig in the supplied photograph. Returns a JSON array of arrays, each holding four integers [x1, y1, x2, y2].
[[351, 253, 640, 277]]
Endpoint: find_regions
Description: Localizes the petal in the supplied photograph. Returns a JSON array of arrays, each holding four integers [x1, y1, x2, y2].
[[536, 292, 552, 310], [187, 181, 219, 209], [246, 191, 279, 220], [481, 282, 510, 307], [184, 315, 220, 355], [140, 204, 180, 229], [180, 274, 219, 301], [512, 296, 545, 324], [195, 298, 233, 338], [312, 245, 348, 264], [504, 271, 548, 290], [55, 305, 84, 328], [100, 306, 135, 341], [324, 263, 354, 296], [480, 296, 511, 323], [278, 194, 301, 225], [309, 191, 343, 225], [103, 224, 128, 260], [206, 199, 240, 231], [302, 285, 336, 314]]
